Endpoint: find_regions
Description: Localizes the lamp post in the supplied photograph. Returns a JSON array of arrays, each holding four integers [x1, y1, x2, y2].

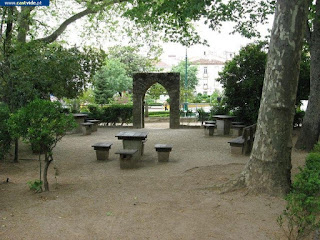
[[184, 48, 188, 113]]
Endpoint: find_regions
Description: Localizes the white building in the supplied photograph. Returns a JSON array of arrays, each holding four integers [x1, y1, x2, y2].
[[156, 50, 229, 95], [190, 58, 225, 95]]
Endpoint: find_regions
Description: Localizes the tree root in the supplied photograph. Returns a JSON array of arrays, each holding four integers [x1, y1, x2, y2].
[[200, 174, 246, 194]]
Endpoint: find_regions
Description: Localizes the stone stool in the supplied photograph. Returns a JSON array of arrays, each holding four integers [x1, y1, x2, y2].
[[92, 142, 113, 161], [80, 122, 94, 135], [155, 144, 173, 162], [115, 149, 139, 169], [204, 124, 216, 136], [87, 119, 100, 132]]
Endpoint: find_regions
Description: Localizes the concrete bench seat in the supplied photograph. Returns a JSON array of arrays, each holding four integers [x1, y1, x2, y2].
[[155, 144, 173, 162], [92, 142, 112, 161], [204, 120, 216, 125], [80, 122, 94, 135], [204, 123, 216, 136], [86, 119, 100, 132], [115, 149, 139, 169]]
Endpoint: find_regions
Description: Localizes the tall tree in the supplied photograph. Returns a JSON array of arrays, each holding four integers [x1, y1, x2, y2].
[[171, 60, 199, 102], [235, 0, 310, 195], [93, 58, 132, 104], [295, 1, 320, 150]]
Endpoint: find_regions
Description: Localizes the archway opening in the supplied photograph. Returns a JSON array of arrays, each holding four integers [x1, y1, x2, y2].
[[133, 73, 180, 129], [144, 83, 170, 129]]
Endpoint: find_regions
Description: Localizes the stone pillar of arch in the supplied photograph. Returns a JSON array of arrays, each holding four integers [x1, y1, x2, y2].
[[133, 73, 180, 129]]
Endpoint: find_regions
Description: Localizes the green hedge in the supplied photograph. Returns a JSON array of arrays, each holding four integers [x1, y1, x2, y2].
[[148, 111, 170, 117], [86, 104, 133, 125], [278, 142, 320, 238]]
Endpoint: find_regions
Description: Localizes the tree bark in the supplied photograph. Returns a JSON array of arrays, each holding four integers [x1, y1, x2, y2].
[[17, 7, 34, 43], [295, 0, 320, 151], [241, 0, 310, 196], [43, 153, 52, 191]]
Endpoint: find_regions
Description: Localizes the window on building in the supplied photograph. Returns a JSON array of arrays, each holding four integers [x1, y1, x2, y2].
[[204, 67, 208, 74], [203, 83, 208, 90]]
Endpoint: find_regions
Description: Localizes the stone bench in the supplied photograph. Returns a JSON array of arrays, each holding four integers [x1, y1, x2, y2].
[[80, 122, 94, 135], [86, 119, 100, 132], [92, 142, 113, 161], [115, 149, 139, 169], [204, 120, 216, 125], [204, 124, 216, 136], [155, 144, 173, 162], [228, 124, 256, 155]]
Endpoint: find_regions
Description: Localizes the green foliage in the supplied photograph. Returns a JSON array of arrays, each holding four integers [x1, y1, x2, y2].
[[9, 99, 76, 153], [171, 60, 199, 91], [209, 96, 230, 118], [217, 42, 310, 125], [148, 111, 170, 117], [197, 108, 210, 124], [27, 180, 43, 193], [87, 104, 133, 125], [217, 42, 267, 124], [8, 99, 76, 191], [191, 93, 211, 103], [0, 103, 11, 160], [106, 45, 161, 77], [278, 151, 320, 239], [293, 109, 305, 128], [147, 83, 167, 101], [312, 142, 320, 153], [0, 42, 104, 110], [93, 59, 132, 104]]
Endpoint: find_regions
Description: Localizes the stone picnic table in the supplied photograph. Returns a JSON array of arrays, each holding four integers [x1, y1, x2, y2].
[[72, 113, 88, 134], [212, 115, 236, 135], [115, 131, 148, 156]]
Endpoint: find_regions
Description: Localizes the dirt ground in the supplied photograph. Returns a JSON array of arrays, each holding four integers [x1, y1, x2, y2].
[[0, 123, 308, 240]]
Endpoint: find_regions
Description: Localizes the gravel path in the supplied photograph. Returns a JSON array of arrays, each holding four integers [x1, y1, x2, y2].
[[0, 123, 307, 240]]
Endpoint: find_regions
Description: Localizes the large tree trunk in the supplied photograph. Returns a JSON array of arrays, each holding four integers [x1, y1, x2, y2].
[[241, 0, 309, 196], [295, 1, 320, 151]]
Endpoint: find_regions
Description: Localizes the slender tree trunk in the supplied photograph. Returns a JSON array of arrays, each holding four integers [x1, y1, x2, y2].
[[43, 153, 52, 191], [13, 138, 19, 163], [240, 0, 310, 196], [295, 1, 320, 151]]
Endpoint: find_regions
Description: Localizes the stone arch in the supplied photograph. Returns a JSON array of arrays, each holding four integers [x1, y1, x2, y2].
[[132, 73, 180, 129]]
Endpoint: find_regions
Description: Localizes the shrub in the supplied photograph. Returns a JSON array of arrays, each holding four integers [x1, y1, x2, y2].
[[197, 108, 210, 124], [293, 109, 305, 128], [278, 150, 320, 239], [0, 103, 11, 161], [148, 111, 170, 117], [9, 99, 76, 191]]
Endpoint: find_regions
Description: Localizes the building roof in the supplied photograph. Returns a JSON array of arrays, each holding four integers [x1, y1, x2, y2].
[[190, 59, 225, 65], [155, 61, 171, 69]]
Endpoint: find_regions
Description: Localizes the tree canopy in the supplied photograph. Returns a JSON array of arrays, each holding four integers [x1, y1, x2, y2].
[[217, 41, 310, 124], [93, 58, 132, 104]]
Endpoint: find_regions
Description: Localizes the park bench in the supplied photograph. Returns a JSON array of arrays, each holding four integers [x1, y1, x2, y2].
[[204, 123, 216, 136], [80, 122, 94, 135], [92, 142, 113, 161], [115, 149, 139, 169], [228, 124, 257, 155], [155, 144, 173, 162]]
